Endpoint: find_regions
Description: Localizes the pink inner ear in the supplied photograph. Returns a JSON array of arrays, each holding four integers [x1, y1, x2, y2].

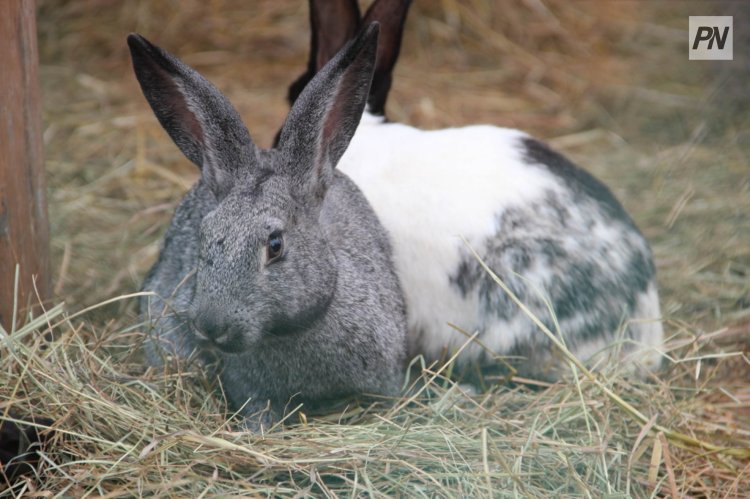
[[162, 78, 205, 147], [146, 57, 205, 151], [317, 38, 372, 180], [320, 80, 351, 175], [167, 90, 205, 146]]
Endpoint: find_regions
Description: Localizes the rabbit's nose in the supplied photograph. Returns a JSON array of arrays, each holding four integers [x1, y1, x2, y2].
[[193, 308, 231, 346]]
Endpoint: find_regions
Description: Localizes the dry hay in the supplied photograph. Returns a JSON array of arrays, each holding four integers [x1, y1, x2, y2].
[[1, 0, 748, 496]]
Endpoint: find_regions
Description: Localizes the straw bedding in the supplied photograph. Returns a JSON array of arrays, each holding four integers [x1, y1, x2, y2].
[[1, 1, 748, 496]]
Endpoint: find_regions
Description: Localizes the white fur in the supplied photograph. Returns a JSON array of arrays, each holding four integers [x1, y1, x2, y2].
[[341, 115, 549, 360], [568, 282, 664, 377], [338, 112, 663, 371], [625, 282, 664, 371]]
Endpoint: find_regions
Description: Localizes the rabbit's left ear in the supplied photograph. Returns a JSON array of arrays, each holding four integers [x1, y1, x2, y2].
[[128, 34, 257, 199], [276, 23, 379, 200]]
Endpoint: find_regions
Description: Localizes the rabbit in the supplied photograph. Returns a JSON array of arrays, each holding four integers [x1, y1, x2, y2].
[[130, 23, 407, 430], [281, 0, 664, 381]]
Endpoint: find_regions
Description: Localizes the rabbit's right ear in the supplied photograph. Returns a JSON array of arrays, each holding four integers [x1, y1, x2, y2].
[[286, 0, 361, 107], [277, 23, 379, 201], [128, 34, 257, 199]]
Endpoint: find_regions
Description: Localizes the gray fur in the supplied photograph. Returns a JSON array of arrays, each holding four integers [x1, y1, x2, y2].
[[130, 24, 407, 429], [286, 1, 663, 381], [450, 139, 658, 379]]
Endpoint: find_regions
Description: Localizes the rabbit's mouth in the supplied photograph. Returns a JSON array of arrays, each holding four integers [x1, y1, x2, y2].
[[191, 319, 251, 354], [209, 329, 236, 349], [211, 330, 249, 353]]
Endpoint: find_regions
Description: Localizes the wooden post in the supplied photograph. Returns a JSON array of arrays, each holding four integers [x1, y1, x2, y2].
[[0, 0, 50, 331]]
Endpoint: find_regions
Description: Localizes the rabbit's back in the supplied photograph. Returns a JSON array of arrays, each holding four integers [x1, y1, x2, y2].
[[339, 118, 663, 377]]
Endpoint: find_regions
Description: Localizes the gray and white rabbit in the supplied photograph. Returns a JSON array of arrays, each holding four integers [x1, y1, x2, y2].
[[131, 24, 407, 428], [283, 0, 664, 380]]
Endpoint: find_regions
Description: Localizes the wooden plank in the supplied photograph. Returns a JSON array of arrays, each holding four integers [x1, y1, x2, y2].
[[0, 0, 50, 330]]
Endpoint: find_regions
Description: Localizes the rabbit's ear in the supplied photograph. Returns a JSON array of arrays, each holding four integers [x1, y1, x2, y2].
[[362, 0, 411, 116], [128, 34, 256, 199], [287, 0, 362, 107], [277, 23, 378, 200]]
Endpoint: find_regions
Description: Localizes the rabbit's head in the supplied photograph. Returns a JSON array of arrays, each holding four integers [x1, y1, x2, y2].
[[129, 24, 380, 353]]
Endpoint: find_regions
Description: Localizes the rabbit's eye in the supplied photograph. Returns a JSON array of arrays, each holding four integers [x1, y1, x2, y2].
[[266, 231, 284, 264]]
